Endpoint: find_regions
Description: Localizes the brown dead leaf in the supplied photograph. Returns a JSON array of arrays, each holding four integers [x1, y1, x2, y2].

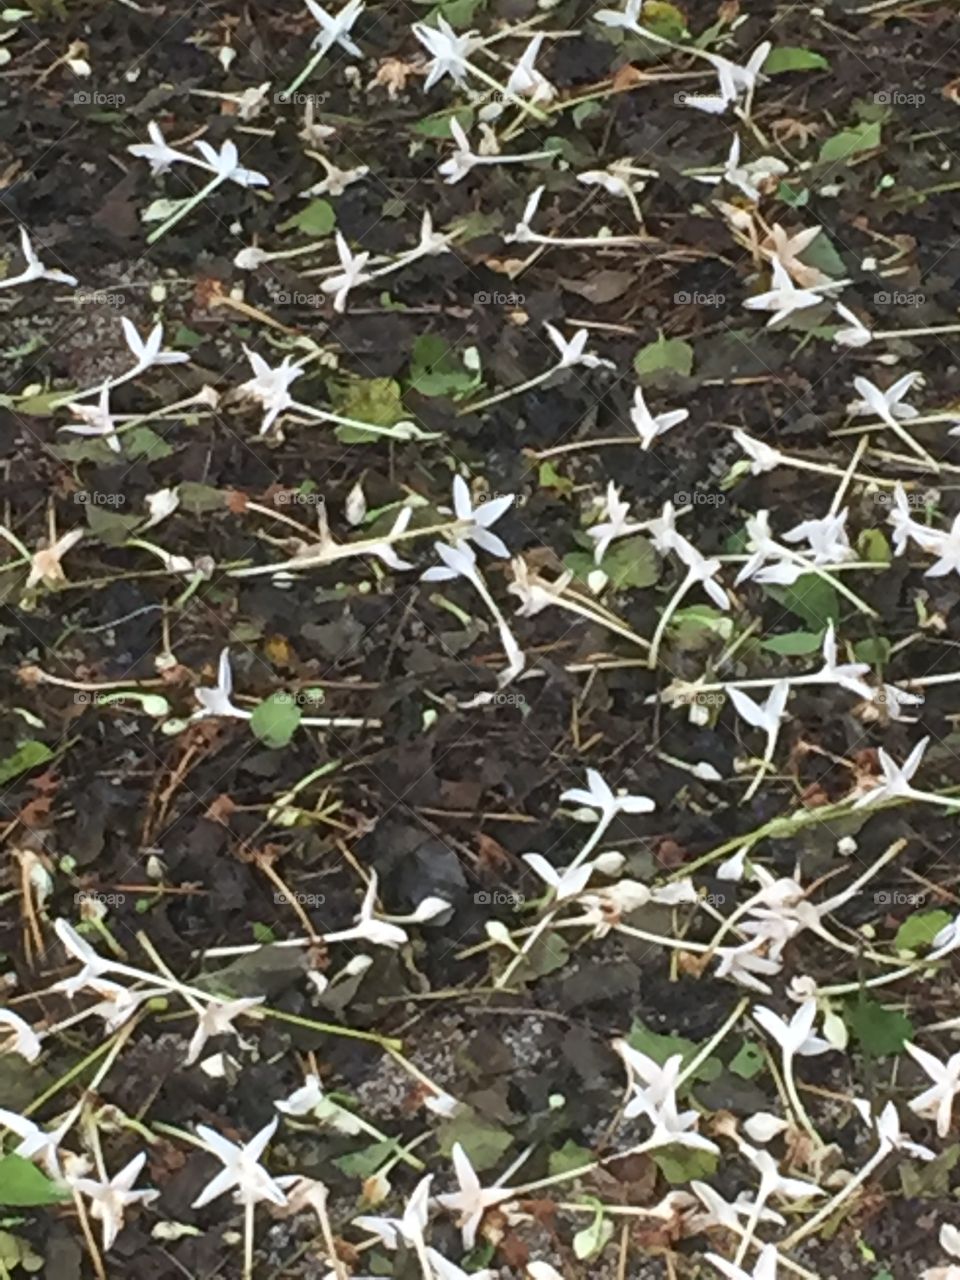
[[205, 794, 237, 825], [225, 488, 248, 514]]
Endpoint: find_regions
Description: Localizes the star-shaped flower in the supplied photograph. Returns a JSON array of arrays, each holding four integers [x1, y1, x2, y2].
[[435, 1142, 515, 1250], [238, 347, 304, 434], [71, 1153, 158, 1251]]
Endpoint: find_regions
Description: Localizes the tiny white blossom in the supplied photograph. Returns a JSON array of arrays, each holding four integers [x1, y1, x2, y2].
[[192, 1118, 289, 1209], [0, 227, 77, 289], [544, 323, 615, 370], [71, 1153, 158, 1251], [850, 372, 923, 428], [904, 1042, 960, 1138], [0, 1009, 42, 1063], [238, 347, 304, 434], [303, 0, 364, 58], [321, 231, 372, 312], [413, 16, 478, 91], [435, 1142, 515, 1250], [630, 386, 688, 448]]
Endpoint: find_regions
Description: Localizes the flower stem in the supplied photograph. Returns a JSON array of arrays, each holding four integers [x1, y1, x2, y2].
[[146, 173, 225, 245]]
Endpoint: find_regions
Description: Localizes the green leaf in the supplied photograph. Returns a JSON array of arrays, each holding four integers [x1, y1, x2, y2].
[[857, 528, 891, 564], [437, 1111, 513, 1172], [413, 106, 473, 138], [334, 1139, 399, 1178], [845, 996, 912, 1057], [900, 1143, 960, 1198], [250, 694, 301, 749], [761, 630, 824, 656], [179, 482, 227, 514], [565, 535, 659, 590], [0, 740, 53, 787], [765, 574, 839, 631], [0, 1155, 68, 1207], [573, 1199, 614, 1260], [538, 460, 574, 499], [328, 377, 409, 441], [729, 1039, 765, 1079], [409, 335, 481, 399], [633, 333, 694, 384], [895, 910, 952, 953], [670, 604, 734, 651], [818, 120, 882, 165], [548, 1139, 593, 1176], [652, 1145, 718, 1184], [796, 232, 847, 280], [764, 46, 830, 73], [626, 1020, 721, 1082], [278, 199, 336, 237], [125, 426, 174, 461], [83, 502, 140, 546], [854, 636, 890, 665]]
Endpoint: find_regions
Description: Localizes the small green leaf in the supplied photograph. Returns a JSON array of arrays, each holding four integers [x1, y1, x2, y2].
[[573, 1199, 614, 1260], [565, 535, 659, 590], [818, 120, 882, 165], [765, 575, 839, 631], [761, 630, 824, 656], [125, 426, 174, 461], [334, 1139, 399, 1178], [857, 528, 891, 564], [900, 1144, 960, 1198], [0, 1155, 68, 1207], [548, 1139, 593, 1176], [413, 106, 473, 138], [0, 740, 53, 787], [670, 604, 734, 651], [328, 377, 409, 441], [278, 199, 336, 237], [409, 335, 481, 399], [854, 636, 890, 665], [538, 460, 574, 499], [638, 1, 686, 40], [895, 910, 952, 953], [250, 694, 301, 748], [845, 996, 912, 1057], [729, 1040, 765, 1079], [633, 333, 694, 384], [652, 1145, 718, 1184], [764, 46, 830, 73], [437, 1111, 513, 1172], [626, 1020, 721, 1082]]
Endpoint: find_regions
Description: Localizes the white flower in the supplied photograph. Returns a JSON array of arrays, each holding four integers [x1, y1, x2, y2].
[[127, 121, 192, 176], [143, 487, 180, 529], [192, 139, 269, 188], [413, 16, 478, 91], [754, 1001, 833, 1060], [833, 302, 873, 348], [813, 622, 873, 699], [186, 997, 264, 1066], [192, 1118, 289, 1209], [0, 1108, 72, 1177], [193, 649, 251, 721], [713, 940, 782, 994], [321, 231, 372, 312], [926, 515, 960, 579], [23, 527, 84, 591], [544, 322, 615, 370], [742, 1112, 790, 1144], [904, 1042, 960, 1137], [850, 372, 922, 428], [120, 318, 189, 375], [690, 42, 771, 115], [422, 538, 480, 586], [363, 506, 415, 572], [505, 35, 555, 104], [719, 135, 787, 202], [523, 851, 623, 902], [355, 1175, 432, 1249], [646, 499, 680, 553], [851, 1099, 935, 1160], [238, 346, 304, 434], [762, 223, 828, 287], [506, 186, 545, 244], [435, 1142, 515, 1250], [888, 483, 939, 556], [674, 535, 730, 610], [614, 1041, 685, 1123], [60, 386, 122, 453], [51, 918, 114, 995], [275, 1073, 325, 1116], [323, 871, 409, 949], [705, 1243, 780, 1280], [728, 680, 790, 741], [304, 0, 364, 58], [507, 557, 573, 617], [782, 510, 852, 564], [744, 256, 839, 326], [594, 0, 671, 42], [449, 476, 513, 557], [0, 1009, 42, 1063], [71, 1153, 158, 1250], [0, 227, 77, 290], [587, 481, 646, 563], [630, 386, 688, 448], [560, 767, 655, 827], [853, 737, 929, 808]]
